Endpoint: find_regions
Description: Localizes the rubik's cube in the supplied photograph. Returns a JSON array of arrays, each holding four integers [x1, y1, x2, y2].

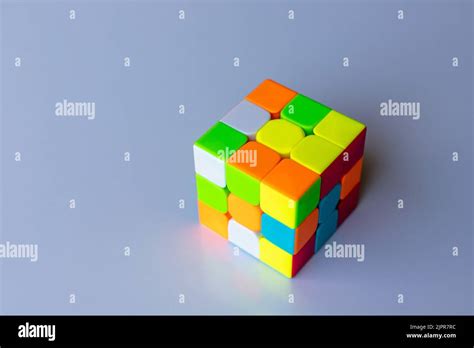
[[193, 80, 366, 278]]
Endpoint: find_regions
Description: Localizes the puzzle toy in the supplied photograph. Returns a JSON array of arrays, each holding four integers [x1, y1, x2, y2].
[[194, 79, 366, 278]]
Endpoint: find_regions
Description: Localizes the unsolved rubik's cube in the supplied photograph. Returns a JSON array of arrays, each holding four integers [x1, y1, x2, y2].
[[193, 80, 366, 278]]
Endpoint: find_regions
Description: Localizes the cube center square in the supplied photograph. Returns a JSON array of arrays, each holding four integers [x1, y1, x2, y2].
[[193, 79, 367, 278], [256, 119, 305, 157]]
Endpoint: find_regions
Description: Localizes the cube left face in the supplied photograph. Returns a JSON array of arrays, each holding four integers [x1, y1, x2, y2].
[[193, 122, 248, 187]]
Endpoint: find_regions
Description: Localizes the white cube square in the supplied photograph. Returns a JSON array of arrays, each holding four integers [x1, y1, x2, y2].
[[221, 100, 270, 140], [228, 219, 261, 259], [193, 144, 226, 187]]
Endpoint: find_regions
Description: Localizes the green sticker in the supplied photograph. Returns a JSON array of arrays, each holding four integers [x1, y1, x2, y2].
[[196, 174, 229, 213], [281, 94, 331, 135], [195, 122, 247, 158]]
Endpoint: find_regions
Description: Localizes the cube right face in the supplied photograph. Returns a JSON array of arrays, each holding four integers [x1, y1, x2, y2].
[[194, 79, 366, 278]]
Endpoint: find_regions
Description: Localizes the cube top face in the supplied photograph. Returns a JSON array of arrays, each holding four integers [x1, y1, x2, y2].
[[256, 119, 305, 157], [281, 94, 331, 135], [313, 110, 366, 149], [261, 159, 320, 202], [245, 79, 297, 118], [290, 135, 344, 175], [220, 100, 270, 140], [194, 121, 247, 157], [227, 141, 280, 181]]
